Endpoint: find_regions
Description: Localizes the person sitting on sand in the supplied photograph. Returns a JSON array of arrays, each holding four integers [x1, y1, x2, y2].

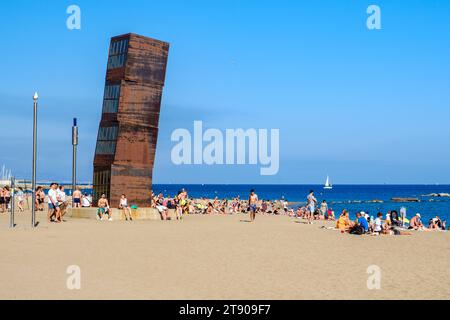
[[82, 193, 92, 207], [97, 194, 112, 221], [409, 213, 422, 230], [336, 209, 351, 232], [119, 194, 132, 221], [409, 213, 427, 230], [373, 212, 384, 234], [154, 193, 169, 220], [428, 216, 446, 230], [349, 212, 369, 235], [327, 208, 335, 220], [390, 210, 402, 227], [206, 202, 214, 215]]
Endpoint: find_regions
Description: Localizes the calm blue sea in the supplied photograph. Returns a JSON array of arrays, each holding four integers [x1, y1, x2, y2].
[[150, 184, 450, 224]]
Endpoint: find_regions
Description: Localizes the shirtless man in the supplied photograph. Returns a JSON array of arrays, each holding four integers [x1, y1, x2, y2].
[[72, 187, 82, 208], [248, 189, 259, 222], [409, 213, 426, 230], [97, 194, 112, 221]]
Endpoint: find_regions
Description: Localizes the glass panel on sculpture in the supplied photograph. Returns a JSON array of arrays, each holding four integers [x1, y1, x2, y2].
[[102, 100, 118, 113], [95, 141, 116, 155]]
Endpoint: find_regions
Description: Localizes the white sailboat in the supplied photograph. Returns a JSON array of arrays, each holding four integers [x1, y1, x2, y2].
[[324, 176, 333, 190]]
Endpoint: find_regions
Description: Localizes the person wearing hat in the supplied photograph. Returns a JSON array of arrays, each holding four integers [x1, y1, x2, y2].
[[409, 213, 425, 230]]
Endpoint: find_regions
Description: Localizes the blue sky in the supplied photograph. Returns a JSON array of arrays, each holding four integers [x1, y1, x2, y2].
[[0, 0, 449, 184]]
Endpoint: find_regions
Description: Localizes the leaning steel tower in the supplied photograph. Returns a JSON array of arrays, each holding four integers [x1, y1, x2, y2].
[[93, 33, 169, 207]]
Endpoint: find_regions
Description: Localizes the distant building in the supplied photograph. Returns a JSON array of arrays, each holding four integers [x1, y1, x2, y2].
[[93, 33, 169, 207]]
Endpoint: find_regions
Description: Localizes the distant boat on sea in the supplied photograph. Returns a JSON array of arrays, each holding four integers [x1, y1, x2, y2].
[[324, 176, 333, 190]]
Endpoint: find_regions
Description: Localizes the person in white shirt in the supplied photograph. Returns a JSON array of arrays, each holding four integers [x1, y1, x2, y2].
[[373, 212, 384, 234], [119, 194, 132, 221], [82, 193, 92, 207], [47, 183, 61, 223], [58, 185, 68, 218]]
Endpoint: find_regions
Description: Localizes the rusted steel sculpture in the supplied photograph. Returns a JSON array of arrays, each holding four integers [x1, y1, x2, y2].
[[93, 33, 169, 207]]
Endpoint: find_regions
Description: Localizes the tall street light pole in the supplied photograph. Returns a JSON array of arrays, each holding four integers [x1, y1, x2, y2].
[[72, 118, 78, 206], [31, 92, 38, 228]]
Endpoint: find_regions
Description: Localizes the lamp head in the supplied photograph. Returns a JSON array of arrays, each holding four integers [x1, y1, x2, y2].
[[33, 92, 38, 101]]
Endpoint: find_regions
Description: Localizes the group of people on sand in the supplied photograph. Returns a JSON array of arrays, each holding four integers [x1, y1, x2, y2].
[[151, 188, 292, 221], [296, 190, 448, 235], [295, 190, 335, 224], [71, 187, 93, 208], [46, 183, 69, 223], [333, 209, 447, 236], [94, 193, 133, 221], [1, 185, 26, 213]]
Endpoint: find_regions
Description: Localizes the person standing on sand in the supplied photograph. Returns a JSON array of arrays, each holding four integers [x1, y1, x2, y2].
[[306, 190, 317, 224], [48, 183, 61, 223], [72, 187, 82, 208], [16, 187, 25, 212], [0, 187, 5, 213], [320, 200, 328, 219], [58, 185, 68, 218], [248, 189, 258, 222], [3, 186, 11, 212]]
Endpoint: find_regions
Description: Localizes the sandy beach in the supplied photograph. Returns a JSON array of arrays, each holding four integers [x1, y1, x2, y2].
[[0, 209, 449, 300]]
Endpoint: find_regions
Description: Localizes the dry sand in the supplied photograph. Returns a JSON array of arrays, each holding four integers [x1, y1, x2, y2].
[[0, 209, 449, 300]]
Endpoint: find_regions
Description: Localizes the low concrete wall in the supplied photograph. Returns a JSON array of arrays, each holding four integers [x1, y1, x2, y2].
[[68, 207, 177, 221]]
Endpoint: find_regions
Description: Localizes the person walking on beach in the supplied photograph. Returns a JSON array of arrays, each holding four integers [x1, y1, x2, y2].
[[16, 187, 25, 212], [249, 189, 259, 222], [306, 190, 317, 224], [48, 183, 61, 223], [57, 185, 68, 218]]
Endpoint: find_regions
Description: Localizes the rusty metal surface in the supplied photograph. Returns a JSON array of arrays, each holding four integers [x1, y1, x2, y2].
[[93, 33, 169, 207]]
